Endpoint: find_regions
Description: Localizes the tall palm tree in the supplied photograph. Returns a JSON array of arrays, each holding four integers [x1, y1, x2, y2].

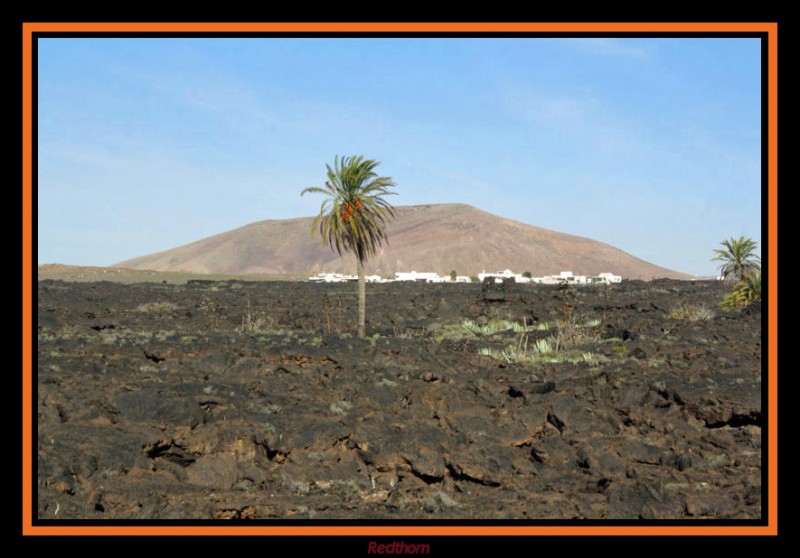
[[712, 236, 761, 284], [301, 155, 397, 338]]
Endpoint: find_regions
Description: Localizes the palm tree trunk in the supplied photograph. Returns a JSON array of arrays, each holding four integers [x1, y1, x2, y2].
[[357, 259, 366, 338]]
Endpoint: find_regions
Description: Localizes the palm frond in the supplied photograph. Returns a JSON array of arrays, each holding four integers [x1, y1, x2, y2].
[[712, 236, 761, 283], [302, 155, 397, 263]]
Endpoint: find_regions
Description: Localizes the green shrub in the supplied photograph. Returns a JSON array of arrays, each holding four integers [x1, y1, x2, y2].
[[135, 301, 178, 313], [238, 301, 277, 335], [461, 318, 534, 336], [669, 303, 716, 321], [720, 270, 761, 310]]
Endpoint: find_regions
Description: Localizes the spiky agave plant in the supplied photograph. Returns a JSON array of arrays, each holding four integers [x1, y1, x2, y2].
[[721, 269, 762, 310], [301, 155, 397, 338]]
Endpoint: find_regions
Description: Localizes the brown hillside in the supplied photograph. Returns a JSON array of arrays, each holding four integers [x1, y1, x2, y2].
[[115, 204, 690, 280]]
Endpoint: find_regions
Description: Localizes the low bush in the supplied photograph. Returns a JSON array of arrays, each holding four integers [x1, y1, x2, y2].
[[720, 270, 761, 311], [135, 301, 178, 313], [669, 303, 716, 321]]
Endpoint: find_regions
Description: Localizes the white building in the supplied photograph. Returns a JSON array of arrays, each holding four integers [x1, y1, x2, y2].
[[394, 271, 444, 283], [594, 272, 622, 284], [538, 271, 584, 284], [308, 273, 346, 283], [539, 274, 562, 285], [478, 269, 512, 282], [477, 269, 531, 283]]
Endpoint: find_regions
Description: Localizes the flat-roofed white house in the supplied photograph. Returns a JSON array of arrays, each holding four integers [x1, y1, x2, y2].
[[394, 271, 443, 283], [594, 272, 621, 284], [308, 272, 346, 283], [477, 269, 531, 283], [539, 273, 562, 285], [538, 271, 585, 284]]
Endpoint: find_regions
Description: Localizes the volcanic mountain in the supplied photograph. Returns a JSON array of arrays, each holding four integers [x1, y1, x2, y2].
[[115, 204, 690, 280]]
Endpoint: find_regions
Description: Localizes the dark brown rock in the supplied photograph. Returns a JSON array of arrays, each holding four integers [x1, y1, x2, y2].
[[35, 278, 761, 519]]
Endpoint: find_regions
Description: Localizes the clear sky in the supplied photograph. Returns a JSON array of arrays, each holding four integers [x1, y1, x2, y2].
[[37, 37, 762, 277]]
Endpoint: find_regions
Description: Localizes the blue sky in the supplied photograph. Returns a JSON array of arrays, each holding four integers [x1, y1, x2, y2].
[[37, 37, 762, 276]]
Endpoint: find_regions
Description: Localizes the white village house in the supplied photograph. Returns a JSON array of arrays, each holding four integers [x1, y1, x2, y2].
[[537, 271, 588, 285], [596, 272, 622, 284], [477, 269, 528, 283], [393, 271, 444, 283], [308, 272, 346, 283]]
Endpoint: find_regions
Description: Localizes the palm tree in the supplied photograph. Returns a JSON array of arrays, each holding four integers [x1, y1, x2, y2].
[[301, 155, 397, 338], [712, 236, 761, 284]]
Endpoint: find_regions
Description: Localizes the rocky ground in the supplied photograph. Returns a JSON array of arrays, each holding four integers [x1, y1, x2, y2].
[[36, 278, 762, 520]]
